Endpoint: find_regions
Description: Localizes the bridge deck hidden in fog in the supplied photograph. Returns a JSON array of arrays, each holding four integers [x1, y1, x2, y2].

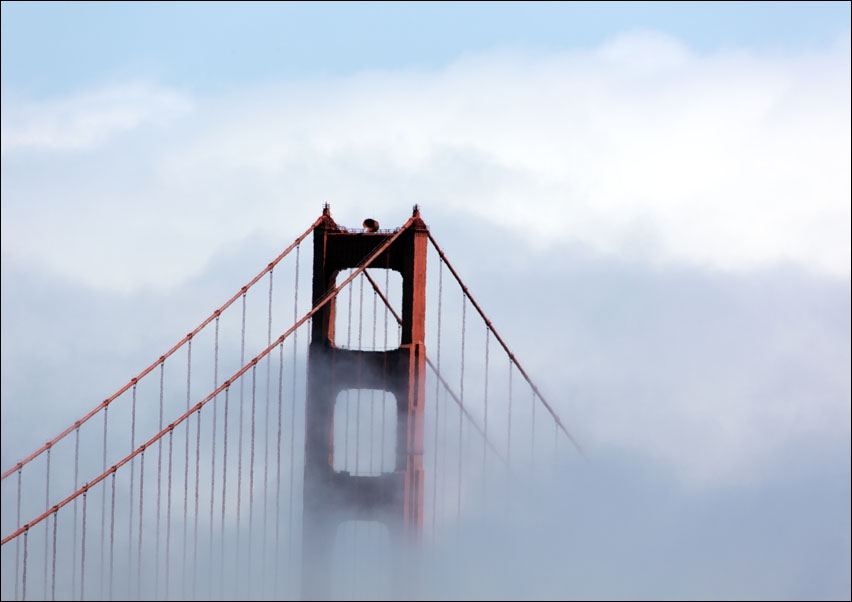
[[1, 205, 582, 601]]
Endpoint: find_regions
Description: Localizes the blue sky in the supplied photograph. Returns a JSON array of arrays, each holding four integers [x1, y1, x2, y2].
[[1, 2, 850, 600], [2, 1, 849, 95]]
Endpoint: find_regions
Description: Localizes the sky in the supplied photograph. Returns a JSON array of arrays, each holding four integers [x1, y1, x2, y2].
[[1, 1, 850, 600]]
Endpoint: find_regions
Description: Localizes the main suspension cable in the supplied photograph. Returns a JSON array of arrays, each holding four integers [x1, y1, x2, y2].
[[2, 217, 324, 481], [2, 216, 417, 547], [426, 232, 583, 456]]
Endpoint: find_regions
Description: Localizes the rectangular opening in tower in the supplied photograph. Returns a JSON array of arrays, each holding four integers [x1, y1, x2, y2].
[[334, 268, 402, 351], [331, 520, 392, 601], [333, 389, 397, 476]]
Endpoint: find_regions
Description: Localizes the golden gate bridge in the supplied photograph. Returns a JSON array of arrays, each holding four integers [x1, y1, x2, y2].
[[1, 205, 582, 600]]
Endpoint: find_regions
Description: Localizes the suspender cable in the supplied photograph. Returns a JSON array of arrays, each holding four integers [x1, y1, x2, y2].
[[165, 428, 173, 601], [236, 292, 246, 578], [128, 383, 137, 600], [44, 446, 51, 600], [2, 218, 322, 483], [71, 427, 79, 601], [99, 408, 107, 601], [345, 272, 353, 471], [182, 339, 192, 601], [137, 449, 146, 597], [356, 274, 364, 475], [16, 468, 21, 601], [297, 317, 312, 592], [483, 328, 490, 486], [286, 245, 301, 593], [127, 383, 136, 597], [155, 361, 165, 601], [353, 274, 365, 594], [432, 259, 443, 537], [21, 529, 28, 602], [248, 364, 257, 589], [192, 407, 201, 599], [220, 386, 230, 598], [370, 280, 378, 473], [263, 269, 274, 597], [457, 295, 466, 520], [381, 267, 389, 474], [51, 508, 58, 601], [427, 232, 583, 456], [1, 217, 416, 549], [80, 487, 87, 602], [508, 361, 513, 466], [275, 341, 284, 597], [210, 316, 220, 601], [109, 471, 116, 601], [425, 358, 505, 463]]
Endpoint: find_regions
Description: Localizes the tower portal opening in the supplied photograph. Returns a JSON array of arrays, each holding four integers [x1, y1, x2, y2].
[[333, 389, 398, 476], [334, 268, 403, 351]]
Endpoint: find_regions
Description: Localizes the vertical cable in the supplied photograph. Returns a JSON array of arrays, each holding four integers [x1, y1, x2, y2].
[[165, 428, 174, 601], [80, 487, 87, 602], [236, 292, 246, 585], [345, 273, 353, 470], [483, 328, 490, 489], [128, 384, 137, 600], [99, 407, 107, 601], [220, 387, 230, 598], [531, 388, 536, 463], [137, 449, 145, 598], [44, 447, 51, 601], [370, 282, 377, 473], [275, 341, 284, 598], [285, 246, 300, 593], [109, 471, 116, 601], [182, 339, 192, 600], [21, 529, 28, 602], [193, 407, 201, 600], [155, 361, 165, 601], [355, 274, 364, 475], [457, 295, 466, 520], [294, 315, 311, 595], [507, 361, 513, 466], [72, 427, 80, 601], [51, 509, 58, 602], [353, 274, 365, 595], [263, 271, 274, 598], [248, 364, 257, 591], [16, 467, 21, 601], [210, 316, 220, 601], [432, 259, 443, 537], [381, 268, 389, 474]]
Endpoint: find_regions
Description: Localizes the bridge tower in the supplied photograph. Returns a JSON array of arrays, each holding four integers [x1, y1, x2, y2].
[[302, 205, 428, 600]]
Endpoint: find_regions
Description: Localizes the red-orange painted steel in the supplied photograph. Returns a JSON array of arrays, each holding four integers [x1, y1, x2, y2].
[[427, 232, 584, 457], [1, 217, 325, 483], [302, 205, 428, 600], [0, 218, 415, 547]]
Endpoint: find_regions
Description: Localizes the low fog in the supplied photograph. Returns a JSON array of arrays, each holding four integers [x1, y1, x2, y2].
[[2, 25, 850, 601]]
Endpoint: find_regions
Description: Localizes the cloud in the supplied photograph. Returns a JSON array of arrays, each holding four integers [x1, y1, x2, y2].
[[1, 31, 849, 296], [0, 81, 192, 153], [1, 33, 850, 599]]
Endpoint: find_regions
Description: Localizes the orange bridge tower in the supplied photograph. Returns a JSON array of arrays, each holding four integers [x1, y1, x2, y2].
[[302, 205, 428, 600]]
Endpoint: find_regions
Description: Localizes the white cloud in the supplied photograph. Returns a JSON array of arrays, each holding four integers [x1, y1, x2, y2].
[[2, 32, 849, 294], [0, 81, 192, 153], [2, 30, 850, 602]]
